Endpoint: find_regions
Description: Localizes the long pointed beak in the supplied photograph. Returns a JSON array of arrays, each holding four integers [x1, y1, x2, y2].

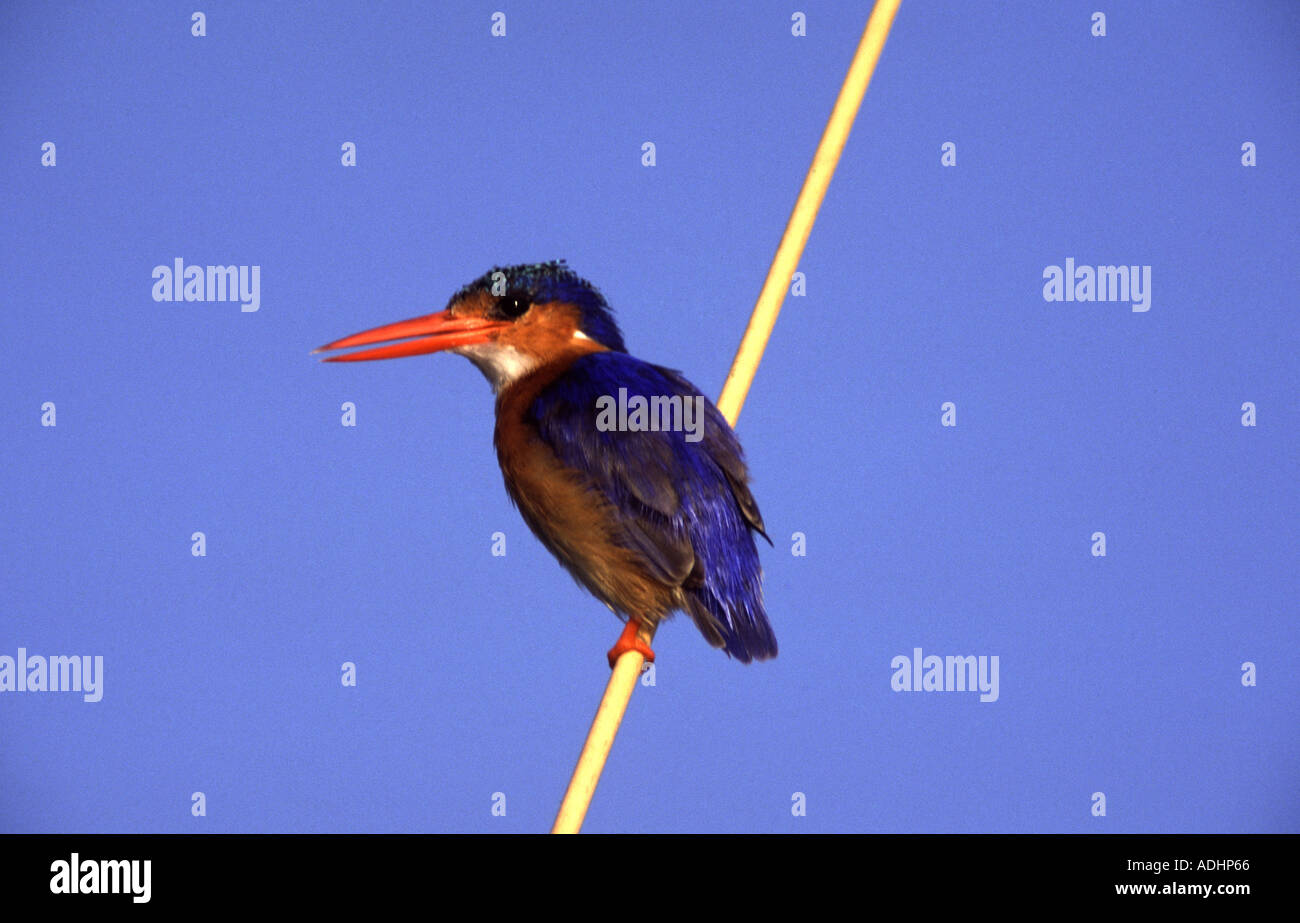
[[313, 309, 510, 362]]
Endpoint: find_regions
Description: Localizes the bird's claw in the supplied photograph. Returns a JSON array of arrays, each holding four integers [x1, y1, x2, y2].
[[607, 620, 655, 669]]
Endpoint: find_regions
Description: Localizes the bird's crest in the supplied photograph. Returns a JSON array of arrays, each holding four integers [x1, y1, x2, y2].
[[451, 260, 627, 353]]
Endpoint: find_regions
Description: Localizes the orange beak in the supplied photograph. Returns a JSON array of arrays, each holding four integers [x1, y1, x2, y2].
[[314, 309, 511, 362]]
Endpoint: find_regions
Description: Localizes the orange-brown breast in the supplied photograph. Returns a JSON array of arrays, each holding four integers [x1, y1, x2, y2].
[[492, 351, 681, 625]]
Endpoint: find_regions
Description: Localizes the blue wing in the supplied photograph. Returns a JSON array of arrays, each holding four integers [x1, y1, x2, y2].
[[528, 350, 776, 662]]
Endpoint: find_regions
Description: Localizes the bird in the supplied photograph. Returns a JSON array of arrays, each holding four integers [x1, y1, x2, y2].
[[315, 261, 776, 666]]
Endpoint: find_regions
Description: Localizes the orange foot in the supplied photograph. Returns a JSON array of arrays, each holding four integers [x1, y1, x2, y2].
[[607, 619, 655, 669]]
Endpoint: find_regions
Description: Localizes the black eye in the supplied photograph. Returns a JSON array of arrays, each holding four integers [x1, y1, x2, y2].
[[498, 293, 531, 319]]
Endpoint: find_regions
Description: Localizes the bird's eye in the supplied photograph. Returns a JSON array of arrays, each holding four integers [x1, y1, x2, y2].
[[498, 294, 530, 319]]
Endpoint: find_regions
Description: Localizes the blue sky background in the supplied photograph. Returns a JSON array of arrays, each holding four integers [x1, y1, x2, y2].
[[1, 1, 1296, 833]]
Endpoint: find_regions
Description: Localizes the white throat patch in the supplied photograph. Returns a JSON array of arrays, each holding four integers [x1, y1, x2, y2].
[[454, 343, 539, 393]]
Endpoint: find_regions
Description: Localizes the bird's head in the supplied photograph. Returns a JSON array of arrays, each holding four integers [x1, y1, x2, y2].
[[316, 261, 626, 392]]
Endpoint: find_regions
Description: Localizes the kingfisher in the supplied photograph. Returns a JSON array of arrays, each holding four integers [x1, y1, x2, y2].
[[315, 261, 776, 666]]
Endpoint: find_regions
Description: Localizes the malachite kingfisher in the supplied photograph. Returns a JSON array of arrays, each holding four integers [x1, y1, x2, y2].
[[315, 261, 777, 666]]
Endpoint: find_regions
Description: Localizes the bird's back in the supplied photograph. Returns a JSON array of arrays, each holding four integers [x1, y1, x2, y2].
[[494, 350, 776, 662]]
